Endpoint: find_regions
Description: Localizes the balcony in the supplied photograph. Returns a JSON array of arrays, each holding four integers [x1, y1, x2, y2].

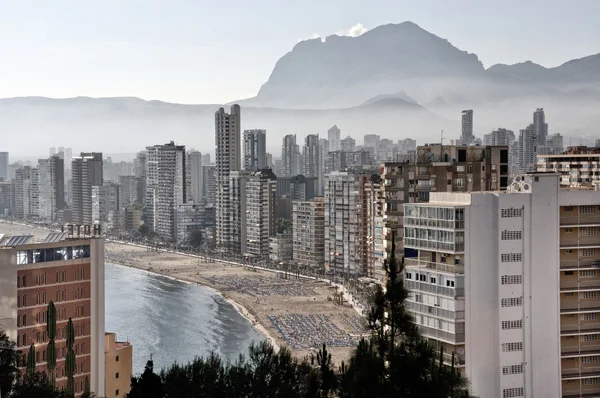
[[562, 324, 600, 335], [561, 215, 600, 226], [561, 343, 600, 357], [404, 238, 464, 254], [405, 258, 465, 275], [406, 301, 465, 320], [404, 279, 464, 298], [561, 303, 600, 313], [561, 259, 600, 270], [562, 366, 600, 378], [418, 325, 465, 344], [404, 217, 464, 230], [561, 280, 600, 291]]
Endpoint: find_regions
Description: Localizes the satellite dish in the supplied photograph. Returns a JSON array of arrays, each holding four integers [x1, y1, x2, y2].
[[514, 176, 522, 182], [457, 348, 465, 356]]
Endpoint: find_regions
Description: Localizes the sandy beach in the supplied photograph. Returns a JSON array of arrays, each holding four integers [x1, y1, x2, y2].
[[1, 222, 367, 365]]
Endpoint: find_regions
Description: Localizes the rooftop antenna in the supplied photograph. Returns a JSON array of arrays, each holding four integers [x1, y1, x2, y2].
[[440, 130, 444, 146]]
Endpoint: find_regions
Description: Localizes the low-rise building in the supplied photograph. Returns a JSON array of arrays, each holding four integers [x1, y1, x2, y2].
[[269, 234, 293, 263], [104, 332, 132, 398]]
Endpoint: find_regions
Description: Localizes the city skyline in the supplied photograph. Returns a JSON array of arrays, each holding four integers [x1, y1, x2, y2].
[[0, 1, 598, 104]]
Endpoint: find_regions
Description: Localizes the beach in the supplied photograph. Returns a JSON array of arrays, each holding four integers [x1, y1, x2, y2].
[[1, 222, 367, 365]]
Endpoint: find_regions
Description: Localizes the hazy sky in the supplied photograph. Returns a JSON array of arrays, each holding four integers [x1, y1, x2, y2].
[[1, 0, 598, 104]]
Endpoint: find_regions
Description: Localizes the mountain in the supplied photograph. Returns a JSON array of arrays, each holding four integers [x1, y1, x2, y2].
[[361, 92, 418, 106], [243, 21, 599, 114], [0, 96, 448, 158]]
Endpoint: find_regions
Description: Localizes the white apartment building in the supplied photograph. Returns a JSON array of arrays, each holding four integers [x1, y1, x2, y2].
[[404, 173, 561, 398], [14, 166, 40, 220], [187, 151, 204, 204], [245, 169, 277, 260], [292, 197, 325, 268], [537, 146, 600, 187], [144, 142, 186, 241], [215, 105, 241, 248]]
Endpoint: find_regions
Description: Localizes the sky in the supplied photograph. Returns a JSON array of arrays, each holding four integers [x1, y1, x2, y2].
[[1, 0, 599, 104]]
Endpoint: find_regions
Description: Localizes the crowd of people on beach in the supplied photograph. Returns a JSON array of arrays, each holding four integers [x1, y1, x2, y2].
[[205, 275, 315, 297], [268, 313, 366, 349]]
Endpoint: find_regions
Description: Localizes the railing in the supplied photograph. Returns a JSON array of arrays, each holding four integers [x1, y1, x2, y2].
[[561, 280, 600, 290], [561, 302, 600, 312], [561, 342, 600, 356], [442, 351, 466, 366], [404, 217, 464, 230], [418, 325, 465, 344], [404, 279, 464, 298], [405, 258, 465, 274], [561, 215, 600, 226], [560, 259, 600, 270], [403, 238, 464, 253], [406, 301, 465, 320], [562, 366, 600, 377], [561, 323, 600, 333]]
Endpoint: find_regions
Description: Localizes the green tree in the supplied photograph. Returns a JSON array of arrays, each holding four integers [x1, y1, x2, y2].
[[11, 371, 71, 398], [0, 328, 18, 398], [128, 357, 165, 398], [187, 230, 204, 248], [46, 301, 57, 388], [339, 234, 471, 398], [311, 344, 337, 398], [276, 218, 292, 234], [138, 224, 151, 237]]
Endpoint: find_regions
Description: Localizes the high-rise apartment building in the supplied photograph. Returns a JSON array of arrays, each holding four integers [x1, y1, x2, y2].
[[14, 166, 40, 220], [547, 133, 564, 154], [228, 170, 250, 254], [363, 134, 381, 159], [72, 153, 103, 225], [324, 172, 364, 277], [38, 155, 65, 223], [517, 125, 537, 172], [282, 134, 301, 177], [318, 139, 328, 195], [460, 110, 474, 145], [537, 146, 600, 186], [533, 108, 548, 146], [0, 232, 106, 396], [327, 125, 341, 152], [92, 183, 120, 225], [245, 169, 277, 260], [303, 134, 321, 192], [0, 181, 13, 217], [403, 173, 600, 397], [202, 164, 216, 208], [215, 105, 241, 248], [403, 174, 561, 398], [175, 202, 205, 244], [363, 174, 384, 280], [144, 142, 186, 242], [340, 136, 356, 152], [292, 197, 325, 268], [243, 129, 266, 171], [487, 128, 515, 146], [381, 145, 509, 280], [118, 175, 139, 208], [0, 152, 8, 181], [187, 151, 204, 203]]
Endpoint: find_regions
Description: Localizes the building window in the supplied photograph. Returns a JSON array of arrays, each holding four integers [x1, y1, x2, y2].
[[582, 248, 597, 257], [116, 372, 119, 379], [501, 297, 523, 307], [503, 387, 524, 397], [582, 356, 599, 364], [116, 390, 119, 396], [582, 313, 598, 321], [581, 227, 598, 236], [501, 320, 523, 330], [582, 378, 600, 385], [565, 228, 573, 233], [581, 270, 597, 278], [582, 335, 599, 342], [116, 355, 119, 362], [583, 292, 598, 299], [503, 364, 524, 375], [501, 208, 522, 218], [501, 230, 522, 240], [502, 342, 523, 352], [580, 206, 597, 214], [501, 275, 523, 285], [501, 253, 522, 262]]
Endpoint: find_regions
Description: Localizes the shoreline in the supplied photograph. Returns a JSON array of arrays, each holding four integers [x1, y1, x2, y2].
[[106, 260, 281, 351]]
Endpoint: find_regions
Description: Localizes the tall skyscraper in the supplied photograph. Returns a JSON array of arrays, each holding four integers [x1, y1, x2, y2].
[[187, 150, 204, 203], [118, 175, 139, 208], [303, 134, 321, 192], [327, 125, 341, 152], [243, 129, 266, 171], [38, 155, 65, 222], [215, 105, 241, 248], [281, 134, 300, 177], [0, 152, 8, 181], [517, 125, 537, 172], [71, 153, 103, 225], [202, 164, 216, 208], [14, 166, 39, 220], [318, 139, 328, 195], [460, 109, 474, 145], [546, 132, 564, 154], [0, 232, 106, 396], [489, 128, 515, 146], [144, 142, 187, 241], [201, 153, 211, 165], [245, 169, 277, 260], [340, 136, 356, 152], [533, 108, 548, 146]]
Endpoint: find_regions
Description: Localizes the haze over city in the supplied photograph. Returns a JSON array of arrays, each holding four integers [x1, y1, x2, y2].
[[1, 2, 600, 398]]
